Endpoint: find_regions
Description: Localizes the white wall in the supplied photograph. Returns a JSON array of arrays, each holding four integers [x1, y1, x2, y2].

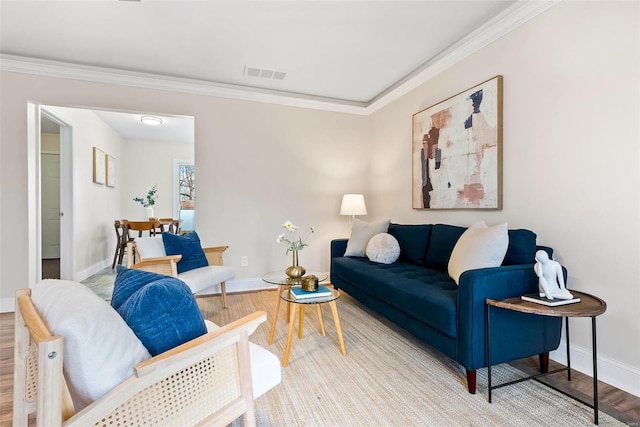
[[43, 106, 126, 277], [368, 1, 639, 394], [120, 139, 193, 221], [0, 72, 369, 302], [36, 107, 196, 278]]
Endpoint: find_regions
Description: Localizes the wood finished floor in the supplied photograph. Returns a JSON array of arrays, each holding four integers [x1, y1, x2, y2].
[[2, 296, 639, 426]]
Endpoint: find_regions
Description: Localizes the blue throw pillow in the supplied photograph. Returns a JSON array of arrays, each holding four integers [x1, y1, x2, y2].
[[424, 224, 466, 272], [162, 231, 209, 274], [116, 276, 207, 356], [112, 266, 168, 310], [503, 229, 537, 265], [388, 224, 432, 266]]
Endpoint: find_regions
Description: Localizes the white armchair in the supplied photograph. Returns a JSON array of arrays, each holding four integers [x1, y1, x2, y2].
[[13, 280, 281, 426], [127, 236, 234, 307]]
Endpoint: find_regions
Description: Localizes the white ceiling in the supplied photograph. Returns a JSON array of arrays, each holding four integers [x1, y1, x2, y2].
[[4, 1, 557, 139], [2, 0, 520, 103], [93, 110, 195, 142], [41, 108, 195, 143]]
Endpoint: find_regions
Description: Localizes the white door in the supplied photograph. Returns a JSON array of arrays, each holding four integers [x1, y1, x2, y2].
[[41, 153, 61, 259]]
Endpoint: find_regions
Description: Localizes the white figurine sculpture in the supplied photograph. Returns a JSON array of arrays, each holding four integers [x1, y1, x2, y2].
[[534, 250, 573, 300]]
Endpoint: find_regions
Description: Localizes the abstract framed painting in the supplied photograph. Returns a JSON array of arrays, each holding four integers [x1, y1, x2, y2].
[[93, 147, 106, 185], [412, 75, 503, 209]]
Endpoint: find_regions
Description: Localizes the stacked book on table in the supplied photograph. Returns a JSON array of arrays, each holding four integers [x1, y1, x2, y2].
[[521, 293, 581, 306], [290, 285, 332, 300]]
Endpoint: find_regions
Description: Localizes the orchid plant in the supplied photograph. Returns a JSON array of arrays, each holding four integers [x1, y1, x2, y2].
[[277, 220, 315, 254], [133, 185, 158, 207]]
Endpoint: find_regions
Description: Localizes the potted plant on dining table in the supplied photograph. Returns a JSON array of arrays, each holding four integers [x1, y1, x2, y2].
[[133, 185, 158, 220]]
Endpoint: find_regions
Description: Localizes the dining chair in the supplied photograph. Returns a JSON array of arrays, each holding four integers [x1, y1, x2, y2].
[[149, 218, 182, 235], [111, 220, 132, 269], [123, 220, 161, 238], [162, 218, 182, 234]]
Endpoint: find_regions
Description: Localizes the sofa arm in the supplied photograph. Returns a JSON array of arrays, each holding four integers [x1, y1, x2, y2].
[[456, 264, 565, 371], [331, 239, 348, 258]]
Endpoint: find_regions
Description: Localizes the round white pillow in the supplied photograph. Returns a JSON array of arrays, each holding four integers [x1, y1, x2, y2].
[[366, 233, 400, 264]]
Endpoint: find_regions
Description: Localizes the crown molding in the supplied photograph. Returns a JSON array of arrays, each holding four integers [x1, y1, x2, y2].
[[0, 54, 370, 115], [0, 0, 559, 116], [365, 0, 561, 114]]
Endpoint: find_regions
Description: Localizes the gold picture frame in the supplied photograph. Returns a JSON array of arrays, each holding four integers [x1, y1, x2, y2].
[[412, 75, 503, 209], [93, 147, 106, 185]]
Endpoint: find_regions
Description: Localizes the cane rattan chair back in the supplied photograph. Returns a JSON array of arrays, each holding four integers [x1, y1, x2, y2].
[[13, 288, 265, 427]]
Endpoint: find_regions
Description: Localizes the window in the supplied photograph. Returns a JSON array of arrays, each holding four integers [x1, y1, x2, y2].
[[174, 161, 195, 231]]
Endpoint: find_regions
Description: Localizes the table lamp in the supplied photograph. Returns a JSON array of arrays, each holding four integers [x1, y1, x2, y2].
[[340, 194, 367, 222]]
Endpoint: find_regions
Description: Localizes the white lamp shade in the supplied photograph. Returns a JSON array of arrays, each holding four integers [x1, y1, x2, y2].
[[340, 194, 367, 216]]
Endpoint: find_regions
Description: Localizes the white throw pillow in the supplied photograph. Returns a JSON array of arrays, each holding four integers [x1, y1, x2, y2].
[[448, 221, 509, 285], [135, 236, 166, 259], [31, 280, 151, 410], [366, 233, 400, 264], [344, 218, 391, 257]]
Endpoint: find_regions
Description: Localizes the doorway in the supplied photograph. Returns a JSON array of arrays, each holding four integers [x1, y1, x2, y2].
[[28, 103, 194, 288], [39, 108, 73, 281], [41, 151, 61, 277]]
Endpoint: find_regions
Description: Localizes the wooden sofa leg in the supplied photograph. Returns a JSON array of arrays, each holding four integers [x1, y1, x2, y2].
[[220, 281, 228, 308], [539, 352, 549, 373], [466, 370, 477, 394]]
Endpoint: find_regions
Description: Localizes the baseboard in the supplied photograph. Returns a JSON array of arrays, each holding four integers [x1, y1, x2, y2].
[[227, 278, 277, 294], [195, 278, 277, 297], [0, 297, 15, 313], [550, 339, 640, 398], [75, 259, 112, 282]]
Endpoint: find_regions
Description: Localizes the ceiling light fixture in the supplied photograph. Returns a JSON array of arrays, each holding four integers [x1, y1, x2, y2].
[[140, 115, 163, 126]]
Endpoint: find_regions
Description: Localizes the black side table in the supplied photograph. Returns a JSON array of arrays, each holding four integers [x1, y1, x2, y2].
[[486, 290, 607, 424]]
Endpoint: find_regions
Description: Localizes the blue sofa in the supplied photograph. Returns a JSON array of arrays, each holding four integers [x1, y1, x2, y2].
[[330, 223, 563, 393]]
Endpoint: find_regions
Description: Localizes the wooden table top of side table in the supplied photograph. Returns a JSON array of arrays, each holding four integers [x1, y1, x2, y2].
[[486, 290, 607, 318]]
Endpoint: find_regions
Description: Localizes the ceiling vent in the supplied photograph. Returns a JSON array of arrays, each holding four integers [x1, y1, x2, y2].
[[245, 66, 286, 81]]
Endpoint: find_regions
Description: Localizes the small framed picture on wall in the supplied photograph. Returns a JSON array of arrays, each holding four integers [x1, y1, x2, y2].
[[93, 147, 106, 185], [106, 154, 116, 187]]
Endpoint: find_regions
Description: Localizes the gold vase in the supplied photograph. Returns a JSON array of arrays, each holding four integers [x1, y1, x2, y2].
[[285, 250, 306, 279]]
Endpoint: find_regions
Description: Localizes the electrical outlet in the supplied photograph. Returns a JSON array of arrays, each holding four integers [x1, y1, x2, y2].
[[240, 256, 249, 267]]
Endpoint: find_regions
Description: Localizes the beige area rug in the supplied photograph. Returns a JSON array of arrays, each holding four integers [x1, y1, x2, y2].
[[196, 290, 624, 427]]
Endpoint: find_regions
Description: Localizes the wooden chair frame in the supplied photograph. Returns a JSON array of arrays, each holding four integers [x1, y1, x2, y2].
[[123, 220, 161, 238], [13, 288, 265, 426], [126, 241, 230, 308]]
